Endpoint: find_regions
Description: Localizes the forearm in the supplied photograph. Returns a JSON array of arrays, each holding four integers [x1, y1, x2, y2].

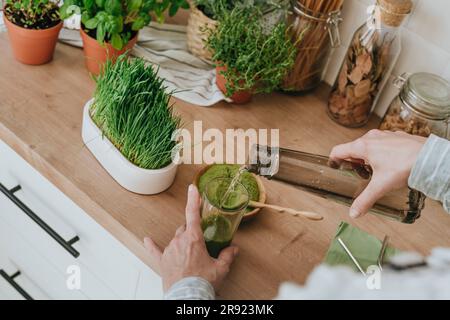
[[408, 134, 450, 213], [164, 277, 216, 300]]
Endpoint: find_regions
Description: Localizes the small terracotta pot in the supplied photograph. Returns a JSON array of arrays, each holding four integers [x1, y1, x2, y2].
[[4, 15, 62, 65], [216, 65, 252, 104], [80, 28, 138, 75]]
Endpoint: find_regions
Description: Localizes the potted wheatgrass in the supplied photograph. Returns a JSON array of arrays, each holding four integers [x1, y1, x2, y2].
[[81, 55, 181, 194]]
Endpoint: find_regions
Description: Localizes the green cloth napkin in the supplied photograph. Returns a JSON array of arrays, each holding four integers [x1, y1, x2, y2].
[[324, 222, 400, 272]]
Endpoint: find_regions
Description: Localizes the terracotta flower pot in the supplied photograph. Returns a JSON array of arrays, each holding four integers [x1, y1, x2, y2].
[[4, 15, 62, 65], [215, 65, 252, 104], [80, 28, 138, 75]]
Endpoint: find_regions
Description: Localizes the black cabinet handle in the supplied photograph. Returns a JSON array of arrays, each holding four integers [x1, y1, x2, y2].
[[0, 269, 33, 300], [0, 183, 80, 258]]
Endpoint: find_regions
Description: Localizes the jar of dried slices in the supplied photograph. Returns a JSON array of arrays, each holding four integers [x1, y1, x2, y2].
[[380, 73, 450, 139], [327, 0, 412, 127]]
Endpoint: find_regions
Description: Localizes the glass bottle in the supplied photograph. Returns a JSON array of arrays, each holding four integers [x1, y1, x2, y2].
[[247, 145, 425, 224], [281, 1, 343, 93], [380, 73, 450, 139], [327, 0, 412, 127]]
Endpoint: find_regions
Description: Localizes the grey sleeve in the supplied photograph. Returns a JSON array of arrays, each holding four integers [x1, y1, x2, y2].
[[408, 134, 450, 213], [164, 277, 215, 300]]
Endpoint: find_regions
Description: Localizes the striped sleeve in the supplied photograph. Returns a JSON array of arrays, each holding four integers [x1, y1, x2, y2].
[[164, 277, 215, 300], [408, 134, 450, 213]]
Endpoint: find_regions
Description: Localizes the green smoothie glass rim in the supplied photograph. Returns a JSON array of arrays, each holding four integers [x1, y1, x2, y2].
[[203, 177, 250, 214]]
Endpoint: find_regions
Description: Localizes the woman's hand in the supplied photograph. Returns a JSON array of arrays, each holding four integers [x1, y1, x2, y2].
[[330, 130, 426, 218], [144, 185, 239, 292]]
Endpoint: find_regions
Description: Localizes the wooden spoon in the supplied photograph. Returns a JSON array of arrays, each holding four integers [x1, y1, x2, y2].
[[249, 200, 323, 221]]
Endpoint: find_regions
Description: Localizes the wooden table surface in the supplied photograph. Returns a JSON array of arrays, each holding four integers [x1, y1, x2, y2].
[[1, 30, 449, 299]]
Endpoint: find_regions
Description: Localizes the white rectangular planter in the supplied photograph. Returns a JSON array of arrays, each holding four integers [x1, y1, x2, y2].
[[81, 99, 178, 195]]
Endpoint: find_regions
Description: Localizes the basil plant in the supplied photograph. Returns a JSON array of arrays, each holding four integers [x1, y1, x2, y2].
[[60, 0, 189, 50]]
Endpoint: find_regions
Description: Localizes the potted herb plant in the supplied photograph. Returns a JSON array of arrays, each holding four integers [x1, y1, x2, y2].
[[3, 0, 63, 65], [81, 55, 182, 194], [187, 0, 289, 62], [206, 6, 297, 104], [60, 0, 188, 75]]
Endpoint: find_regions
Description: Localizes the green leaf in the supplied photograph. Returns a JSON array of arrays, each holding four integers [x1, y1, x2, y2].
[[180, 0, 190, 10], [96, 23, 105, 43], [83, 0, 95, 10], [111, 33, 123, 50], [131, 18, 145, 31], [81, 11, 91, 24], [116, 16, 123, 32], [104, 0, 121, 15], [95, 0, 104, 8], [84, 17, 99, 29], [96, 11, 107, 21], [159, 0, 171, 11], [168, 3, 179, 17], [127, 0, 142, 12]]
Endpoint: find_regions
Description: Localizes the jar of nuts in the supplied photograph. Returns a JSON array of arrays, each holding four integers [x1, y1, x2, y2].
[[327, 0, 412, 127], [380, 73, 450, 138]]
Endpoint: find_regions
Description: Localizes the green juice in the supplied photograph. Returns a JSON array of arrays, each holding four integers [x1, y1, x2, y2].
[[200, 167, 251, 258], [201, 214, 234, 258], [198, 164, 260, 213]]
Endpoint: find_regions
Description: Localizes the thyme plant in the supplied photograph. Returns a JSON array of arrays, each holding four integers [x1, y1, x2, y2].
[[194, 0, 287, 19], [91, 55, 181, 170], [206, 7, 297, 97]]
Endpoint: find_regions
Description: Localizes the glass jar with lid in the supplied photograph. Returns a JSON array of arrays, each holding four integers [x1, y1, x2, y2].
[[379, 73, 450, 138], [327, 0, 412, 127]]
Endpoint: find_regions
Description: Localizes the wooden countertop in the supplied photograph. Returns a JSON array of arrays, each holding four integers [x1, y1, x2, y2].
[[1, 32, 449, 300]]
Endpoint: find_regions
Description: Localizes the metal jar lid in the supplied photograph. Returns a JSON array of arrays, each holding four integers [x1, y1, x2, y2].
[[398, 72, 450, 120]]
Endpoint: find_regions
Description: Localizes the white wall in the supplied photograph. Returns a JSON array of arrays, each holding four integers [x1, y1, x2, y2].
[[324, 0, 450, 116]]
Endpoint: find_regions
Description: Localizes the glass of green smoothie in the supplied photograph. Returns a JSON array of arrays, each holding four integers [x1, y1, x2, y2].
[[201, 177, 249, 258]]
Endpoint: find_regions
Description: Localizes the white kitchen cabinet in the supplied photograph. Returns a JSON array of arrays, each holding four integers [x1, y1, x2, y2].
[[135, 265, 164, 300], [0, 248, 49, 300], [0, 140, 163, 300], [0, 219, 88, 300]]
